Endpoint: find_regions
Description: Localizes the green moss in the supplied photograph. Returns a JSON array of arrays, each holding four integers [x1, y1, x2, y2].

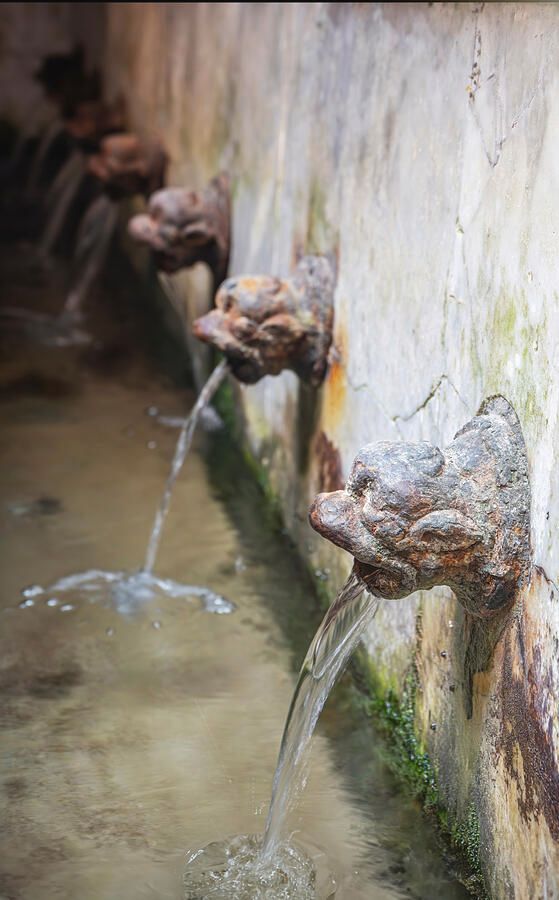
[[240, 443, 283, 522], [361, 662, 440, 808], [213, 374, 239, 437], [450, 805, 485, 894], [306, 176, 336, 254], [346, 650, 488, 898]]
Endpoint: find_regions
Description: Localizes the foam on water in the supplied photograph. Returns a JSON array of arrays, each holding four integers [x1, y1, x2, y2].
[[19, 569, 235, 616], [183, 834, 336, 900]]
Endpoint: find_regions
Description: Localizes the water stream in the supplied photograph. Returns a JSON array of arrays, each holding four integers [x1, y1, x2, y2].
[[261, 570, 378, 859], [25, 120, 65, 194], [143, 359, 228, 574], [0, 193, 117, 347], [183, 570, 380, 896], [63, 193, 118, 319], [157, 272, 223, 433], [39, 149, 87, 256]]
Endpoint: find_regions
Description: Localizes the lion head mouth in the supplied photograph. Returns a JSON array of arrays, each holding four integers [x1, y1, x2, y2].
[[192, 305, 265, 384]]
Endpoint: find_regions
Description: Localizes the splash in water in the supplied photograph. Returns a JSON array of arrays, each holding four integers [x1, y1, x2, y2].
[[18, 362, 234, 616], [20, 569, 233, 617], [182, 568, 378, 892], [183, 834, 337, 900]]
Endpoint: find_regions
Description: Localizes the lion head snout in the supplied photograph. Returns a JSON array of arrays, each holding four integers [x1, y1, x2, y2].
[[309, 491, 352, 538], [192, 310, 224, 346], [128, 213, 155, 243]]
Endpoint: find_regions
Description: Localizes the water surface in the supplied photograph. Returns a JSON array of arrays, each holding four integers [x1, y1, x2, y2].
[[0, 247, 469, 899]]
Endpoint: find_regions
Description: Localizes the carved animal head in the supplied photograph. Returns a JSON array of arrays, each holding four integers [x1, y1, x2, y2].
[[88, 133, 167, 200], [309, 397, 531, 617], [192, 255, 335, 386], [127, 173, 230, 283]]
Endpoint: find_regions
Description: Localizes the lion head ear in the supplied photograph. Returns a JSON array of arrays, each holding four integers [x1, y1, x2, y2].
[[408, 509, 482, 553]]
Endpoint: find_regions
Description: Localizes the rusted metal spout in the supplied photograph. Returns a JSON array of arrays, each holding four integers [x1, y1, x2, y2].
[[127, 173, 230, 286], [88, 133, 168, 200], [310, 396, 531, 619], [192, 255, 335, 386]]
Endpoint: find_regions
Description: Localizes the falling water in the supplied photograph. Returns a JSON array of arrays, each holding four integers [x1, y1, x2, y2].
[[260, 568, 379, 860], [158, 272, 206, 394], [157, 272, 223, 432], [39, 150, 86, 256], [26, 120, 65, 194], [0, 194, 116, 346], [183, 568, 378, 897], [63, 193, 118, 317], [143, 358, 229, 574]]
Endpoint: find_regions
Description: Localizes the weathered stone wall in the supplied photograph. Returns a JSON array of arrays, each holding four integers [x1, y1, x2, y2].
[[105, 4, 559, 896], [0, 3, 105, 131]]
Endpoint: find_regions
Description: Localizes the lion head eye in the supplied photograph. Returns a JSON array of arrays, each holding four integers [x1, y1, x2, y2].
[[232, 317, 257, 339]]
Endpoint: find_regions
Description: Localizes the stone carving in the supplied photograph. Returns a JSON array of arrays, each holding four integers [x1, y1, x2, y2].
[[88, 133, 167, 200], [310, 396, 531, 619], [127, 173, 230, 288], [192, 255, 335, 386]]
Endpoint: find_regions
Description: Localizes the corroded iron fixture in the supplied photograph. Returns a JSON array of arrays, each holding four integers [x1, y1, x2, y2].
[[88, 133, 168, 200], [127, 173, 230, 288], [310, 396, 531, 682], [192, 255, 335, 386]]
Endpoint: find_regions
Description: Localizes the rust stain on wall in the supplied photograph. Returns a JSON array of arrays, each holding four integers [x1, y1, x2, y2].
[[498, 588, 559, 841], [323, 323, 347, 431], [314, 431, 344, 493]]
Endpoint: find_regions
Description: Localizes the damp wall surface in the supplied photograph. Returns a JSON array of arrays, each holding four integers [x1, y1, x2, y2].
[[104, 3, 559, 896]]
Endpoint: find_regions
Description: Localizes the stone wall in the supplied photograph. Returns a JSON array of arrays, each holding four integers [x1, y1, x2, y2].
[[105, 4, 559, 896]]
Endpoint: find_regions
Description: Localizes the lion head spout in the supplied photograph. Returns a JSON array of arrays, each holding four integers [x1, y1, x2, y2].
[[192, 255, 335, 386], [127, 173, 230, 286], [88, 133, 167, 200], [310, 397, 531, 619]]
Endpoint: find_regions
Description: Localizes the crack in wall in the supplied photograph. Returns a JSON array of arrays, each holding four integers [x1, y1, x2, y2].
[[392, 374, 471, 424], [467, 3, 547, 170], [534, 564, 559, 597]]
